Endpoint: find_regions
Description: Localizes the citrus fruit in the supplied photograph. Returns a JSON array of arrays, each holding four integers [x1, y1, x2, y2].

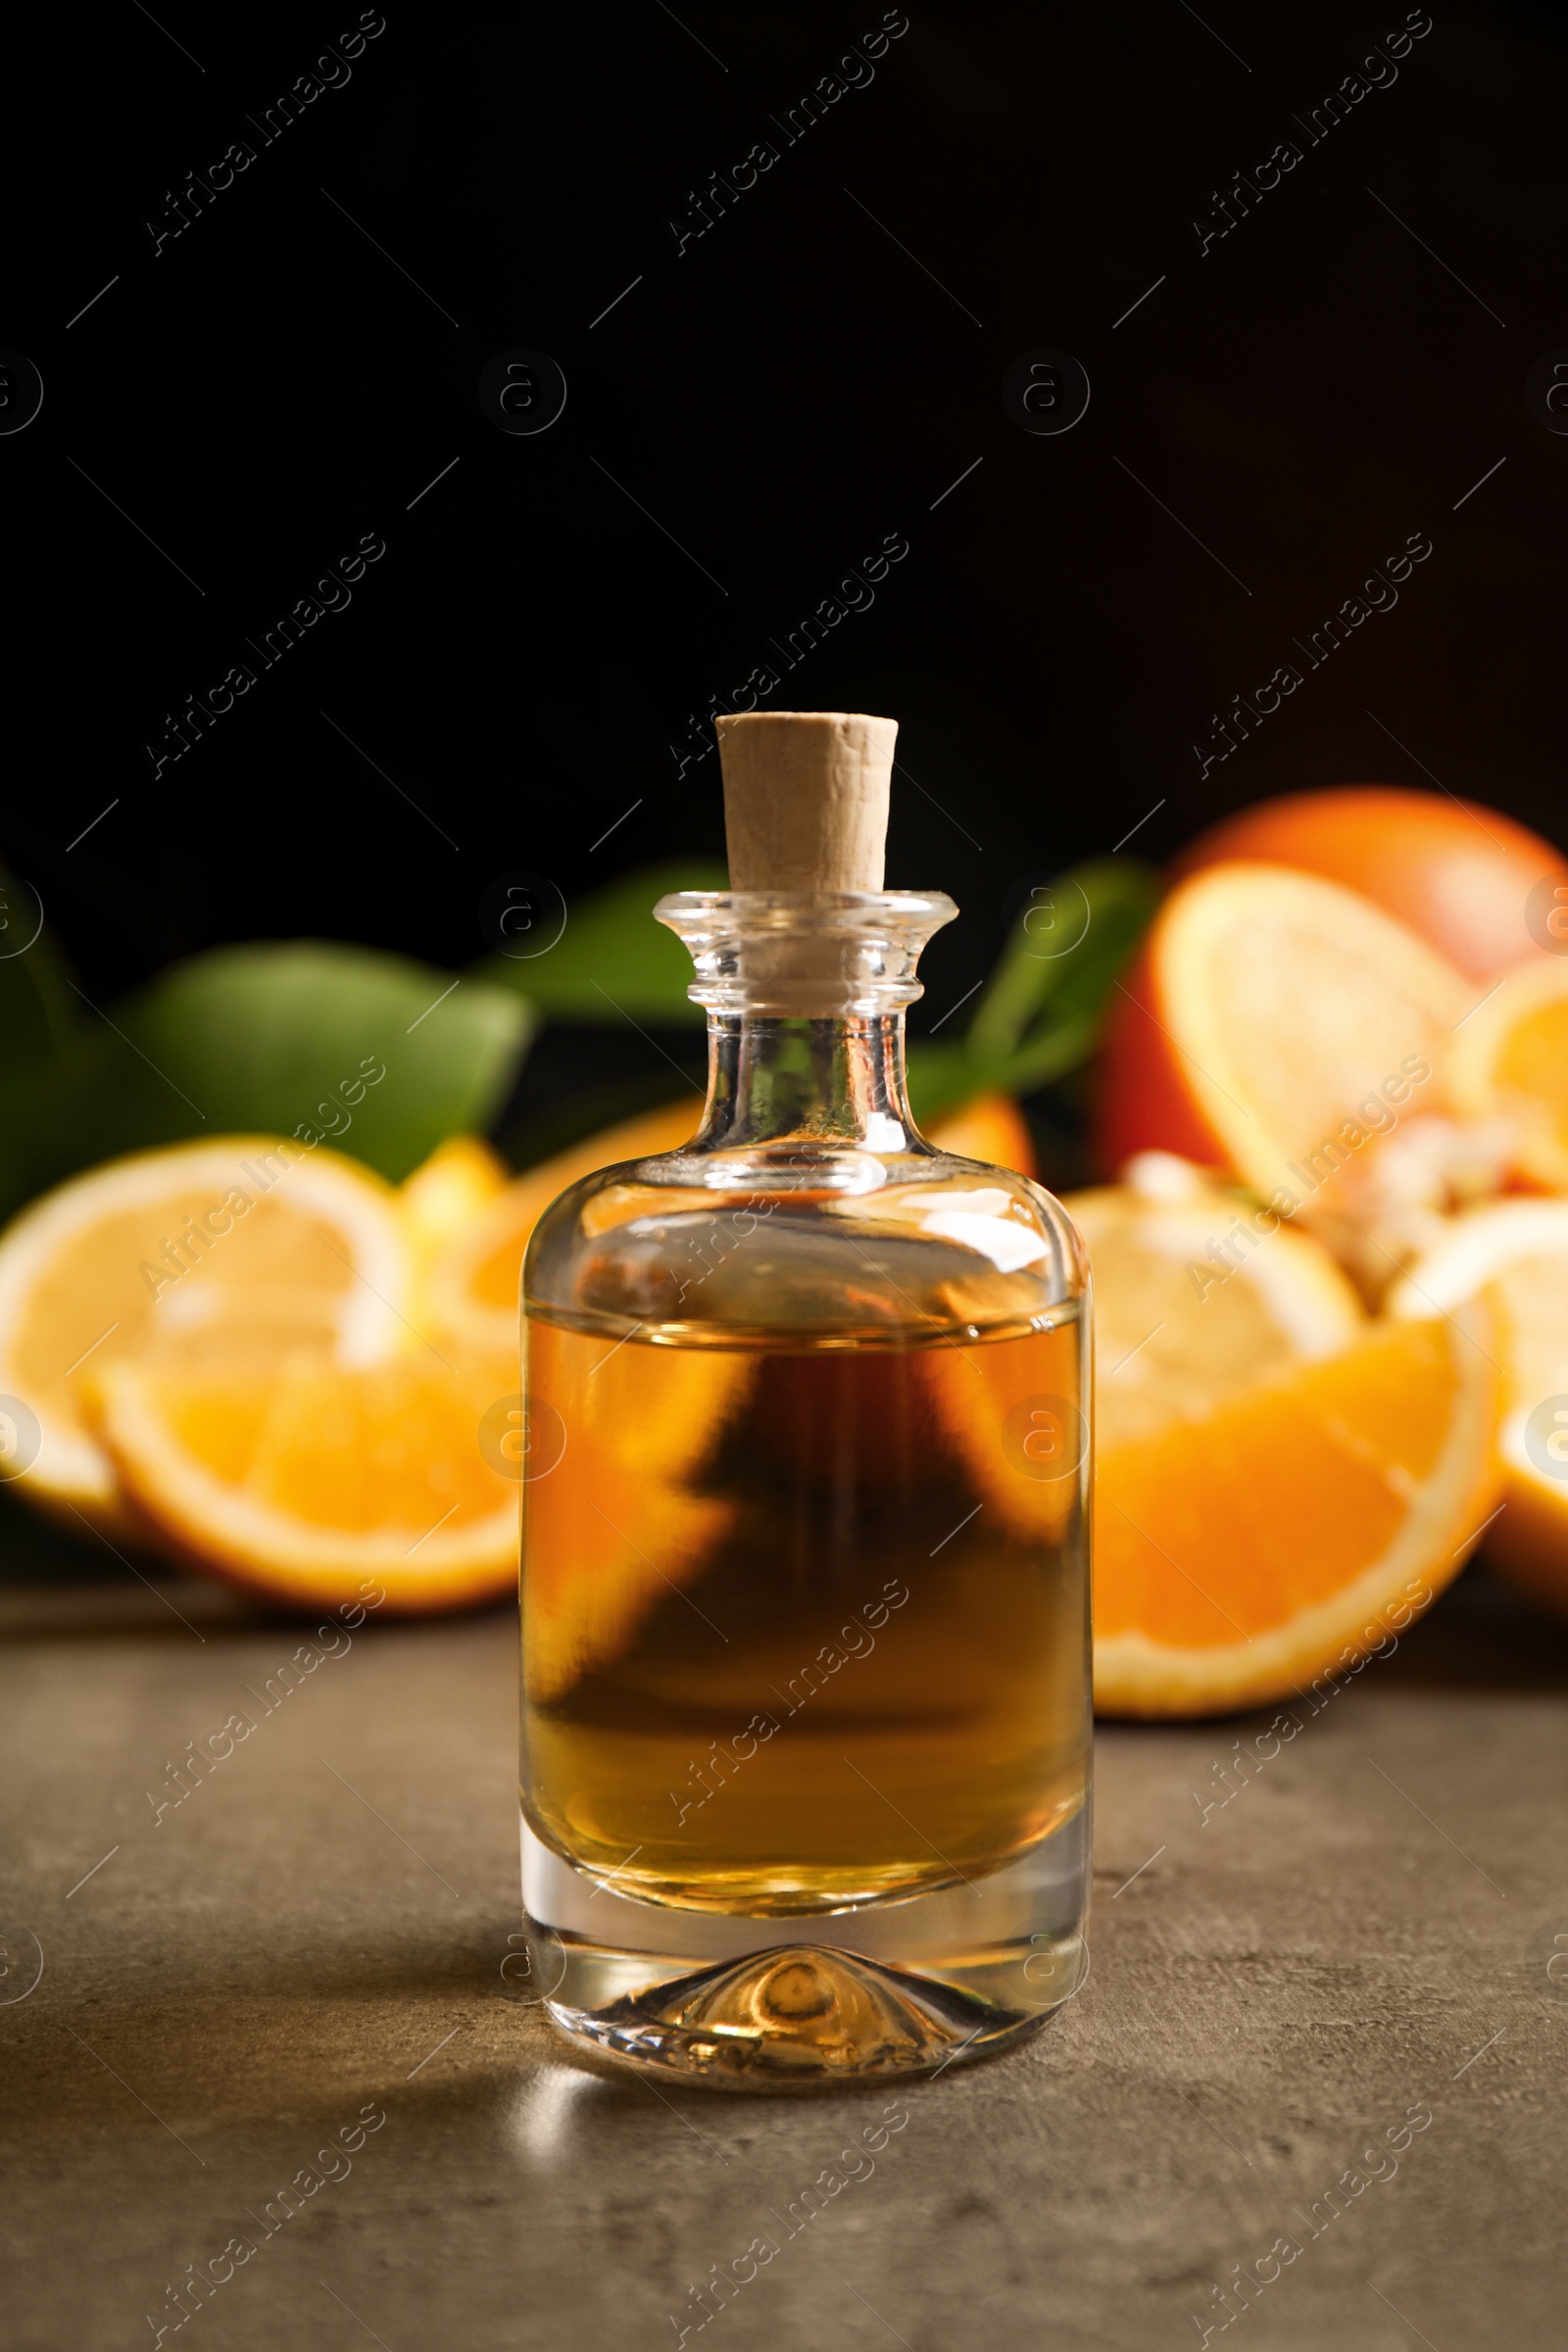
[[1093, 1311, 1501, 1717], [1075, 1155, 1364, 1446], [426, 1101, 703, 1354], [1094, 864, 1466, 1213], [1448, 956, 1568, 1193], [92, 1351, 519, 1612], [400, 1135, 510, 1257], [920, 1154, 1361, 1566], [1389, 1199, 1568, 1619], [1172, 785, 1567, 981], [927, 1091, 1036, 1176], [0, 1139, 408, 1528], [400, 1133, 510, 1331]]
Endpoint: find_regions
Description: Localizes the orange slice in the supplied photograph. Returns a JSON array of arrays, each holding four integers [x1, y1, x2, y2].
[[400, 1134, 510, 1258], [1094, 1312, 1501, 1717], [92, 1351, 519, 1612], [427, 1102, 702, 1355], [1076, 1156, 1364, 1448], [1095, 864, 1466, 1211], [1448, 957, 1568, 1191], [0, 1139, 409, 1529], [1389, 1199, 1568, 1619], [399, 1134, 509, 1331], [916, 1156, 1362, 1551]]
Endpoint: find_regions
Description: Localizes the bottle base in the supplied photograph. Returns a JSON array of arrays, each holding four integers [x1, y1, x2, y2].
[[518, 1813, 1089, 2090], [550, 1941, 1056, 2086]]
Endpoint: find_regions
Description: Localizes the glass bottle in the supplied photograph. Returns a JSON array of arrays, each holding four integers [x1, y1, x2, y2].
[[517, 886, 1093, 2085]]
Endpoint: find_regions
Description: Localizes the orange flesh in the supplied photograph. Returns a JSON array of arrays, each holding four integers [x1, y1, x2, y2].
[[1494, 998, 1568, 1142], [12, 1194, 358, 1426], [1172, 785, 1566, 981], [1097, 865, 1463, 1196], [1086, 1221, 1342, 1449], [1095, 1319, 1469, 1647], [1189, 909, 1444, 1155], [125, 1357, 517, 1535]]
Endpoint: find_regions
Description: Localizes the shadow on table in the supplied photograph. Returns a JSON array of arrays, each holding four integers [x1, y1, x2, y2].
[[2, 1923, 924, 2164], [1378, 1557, 1568, 1692], [0, 1487, 516, 1642]]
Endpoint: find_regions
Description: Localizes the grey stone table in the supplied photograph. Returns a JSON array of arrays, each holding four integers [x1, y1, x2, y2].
[[3, 1536, 1564, 2352]]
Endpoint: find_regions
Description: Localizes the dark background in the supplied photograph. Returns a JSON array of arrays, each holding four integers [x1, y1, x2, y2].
[[9, 0, 1565, 1092]]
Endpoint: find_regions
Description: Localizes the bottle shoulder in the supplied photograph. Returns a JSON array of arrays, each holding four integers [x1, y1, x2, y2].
[[523, 1140, 1088, 1346]]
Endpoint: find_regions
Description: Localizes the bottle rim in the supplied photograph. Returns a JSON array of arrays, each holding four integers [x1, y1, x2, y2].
[[655, 890, 957, 1015], [655, 889, 956, 924]]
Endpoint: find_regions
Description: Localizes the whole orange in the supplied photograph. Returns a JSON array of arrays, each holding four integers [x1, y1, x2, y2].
[[1171, 785, 1566, 981]]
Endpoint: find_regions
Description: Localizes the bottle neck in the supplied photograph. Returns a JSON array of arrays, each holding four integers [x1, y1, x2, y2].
[[654, 891, 956, 1175], [695, 1013, 917, 1157]]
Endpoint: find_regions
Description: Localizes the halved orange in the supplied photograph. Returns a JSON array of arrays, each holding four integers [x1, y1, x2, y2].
[[0, 1139, 409, 1528], [92, 1350, 520, 1612], [1390, 1199, 1568, 1619], [1095, 864, 1467, 1207], [1449, 957, 1568, 1192], [1171, 784, 1567, 981], [1094, 1312, 1501, 1717]]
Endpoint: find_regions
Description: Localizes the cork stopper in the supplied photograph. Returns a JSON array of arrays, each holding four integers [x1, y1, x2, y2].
[[715, 711, 897, 892]]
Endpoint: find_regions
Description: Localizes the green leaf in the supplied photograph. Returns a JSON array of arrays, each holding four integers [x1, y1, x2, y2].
[[906, 1039, 1003, 1124], [38, 943, 536, 1187], [909, 858, 1159, 1121], [968, 859, 1159, 1067], [478, 859, 728, 1026]]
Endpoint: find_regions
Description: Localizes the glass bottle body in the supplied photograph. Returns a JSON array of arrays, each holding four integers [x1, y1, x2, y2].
[[518, 897, 1092, 2084]]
